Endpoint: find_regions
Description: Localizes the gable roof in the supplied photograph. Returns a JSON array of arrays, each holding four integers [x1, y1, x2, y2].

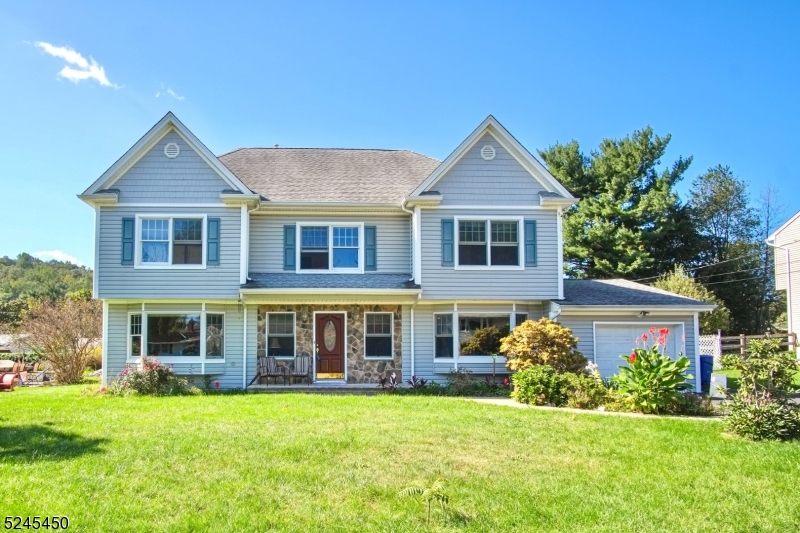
[[81, 112, 252, 199], [218, 148, 440, 203], [409, 115, 575, 200], [560, 279, 715, 310], [767, 209, 800, 243]]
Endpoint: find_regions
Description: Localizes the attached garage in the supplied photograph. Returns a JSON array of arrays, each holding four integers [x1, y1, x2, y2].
[[592, 322, 684, 379]]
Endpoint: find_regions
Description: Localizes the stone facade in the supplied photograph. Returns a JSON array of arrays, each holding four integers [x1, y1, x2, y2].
[[256, 304, 402, 384]]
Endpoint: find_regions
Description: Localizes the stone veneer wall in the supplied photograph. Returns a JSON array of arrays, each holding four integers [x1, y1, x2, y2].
[[257, 304, 402, 384]]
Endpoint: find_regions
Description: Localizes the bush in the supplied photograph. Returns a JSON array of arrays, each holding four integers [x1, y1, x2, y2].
[[564, 371, 608, 410], [500, 318, 587, 373], [109, 358, 196, 396], [511, 365, 569, 406], [613, 328, 692, 414], [721, 339, 800, 440], [446, 368, 475, 393]]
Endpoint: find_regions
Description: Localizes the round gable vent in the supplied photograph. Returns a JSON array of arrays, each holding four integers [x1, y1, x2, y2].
[[164, 142, 180, 159], [480, 144, 496, 161]]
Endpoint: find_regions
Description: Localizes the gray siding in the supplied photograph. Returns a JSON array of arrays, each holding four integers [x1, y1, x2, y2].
[[401, 305, 411, 382], [97, 205, 241, 299], [114, 131, 230, 203], [558, 314, 698, 389], [104, 302, 245, 389], [249, 214, 411, 273], [419, 208, 560, 300], [432, 133, 548, 206]]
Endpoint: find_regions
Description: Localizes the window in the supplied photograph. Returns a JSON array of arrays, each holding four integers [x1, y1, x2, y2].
[[299, 225, 361, 271], [173, 219, 203, 265], [459, 315, 512, 356], [365, 313, 392, 358], [206, 314, 224, 358], [138, 216, 205, 267], [301, 227, 329, 270], [333, 227, 359, 268], [435, 314, 453, 358], [456, 218, 522, 268], [267, 313, 295, 358], [130, 314, 142, 357], [515, 314, 528, 328], [146, 314, 201, 357]]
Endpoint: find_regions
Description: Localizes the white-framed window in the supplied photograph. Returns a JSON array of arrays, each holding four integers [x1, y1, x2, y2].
[[135, 215, 207, 268], [297, 223, 363, 272], [127, 311, 225, 361], [365, 312, 393, 359], [434, 313, 454, 358], [267, 313, 296, 359], [454, 217, 523, 269]]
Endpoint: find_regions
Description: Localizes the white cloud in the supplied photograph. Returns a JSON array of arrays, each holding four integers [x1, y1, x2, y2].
[[35, 41, 121, 88], [155, 85, 184, 100], [33, 250, 85, 266]]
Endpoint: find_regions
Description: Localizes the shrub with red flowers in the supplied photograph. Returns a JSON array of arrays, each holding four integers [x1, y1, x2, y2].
[[613, 328, 693, 414], [109, 357, 196, 396]]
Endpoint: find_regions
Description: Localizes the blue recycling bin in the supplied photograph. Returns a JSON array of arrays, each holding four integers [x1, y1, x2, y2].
[[699, 355, 714, 394]]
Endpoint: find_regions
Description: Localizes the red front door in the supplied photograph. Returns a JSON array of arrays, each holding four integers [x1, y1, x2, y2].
[[316, 313, 345, 378]]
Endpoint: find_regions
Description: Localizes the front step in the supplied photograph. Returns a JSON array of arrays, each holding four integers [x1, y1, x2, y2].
[[247, 383, 385, 395]]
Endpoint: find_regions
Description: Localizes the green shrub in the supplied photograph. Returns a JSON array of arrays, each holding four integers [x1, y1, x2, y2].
[[613, 328, 692, 414], [446, 368, 475, 393], [675, 393, 716, 417], [721, 339, 800, 440], [109, 358, 196, 396], [500, 318, 587, 373], [511, 365, 569, 406], [564, 371, 608, 410]]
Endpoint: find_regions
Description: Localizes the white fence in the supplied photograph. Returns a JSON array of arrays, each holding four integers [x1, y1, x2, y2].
[[699, 333, 722, 369]]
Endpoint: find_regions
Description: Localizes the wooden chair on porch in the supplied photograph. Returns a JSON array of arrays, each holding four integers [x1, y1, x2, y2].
[[249, 356, 287, 386], [288, 355, 313, 385]]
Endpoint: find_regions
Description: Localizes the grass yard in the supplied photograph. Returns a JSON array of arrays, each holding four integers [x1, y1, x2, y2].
[[1, 386, 799, 532], [716, 368, 800, 391]]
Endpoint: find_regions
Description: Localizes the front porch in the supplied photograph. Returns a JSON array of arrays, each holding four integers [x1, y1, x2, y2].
[[247, 382, 385, 394]]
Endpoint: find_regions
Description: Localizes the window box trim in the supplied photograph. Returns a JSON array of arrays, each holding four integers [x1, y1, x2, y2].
[[453, 216, 524, 271], [266, 312, 297, 360], [295, 222, 365, 274], [126, 310, 226, 363], [364, 312, 394, 360], [133, 214, 208, 270]]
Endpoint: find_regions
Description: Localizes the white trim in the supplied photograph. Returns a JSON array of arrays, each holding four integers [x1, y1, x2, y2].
[[425, 205, 546, 210], [240, 206, 248, 284], [82, 112, 252, 197], [265, 311, 297, 360], [134, 214, 207, 269], [164, 142, 180, 159], [110, 203, 238, 208], [453, 216, 524, 270], [413, 206, 422, 285], [559, 306, 715, 314], [409, 115, 574, 199], [768, 210, 800, 241], [295, 222, 365, 274], [693, 313, 702, 393], [93, 206, 100, 298], [557, 207, 564, 300], [101, 300, 109, 386], [240, 288, 420, 295], [242, 305, 248, 388], [363, 311, 394, 360], [312, 311, 348, 382], [126, 309, 227, 364], [432, 311, 455, 361]]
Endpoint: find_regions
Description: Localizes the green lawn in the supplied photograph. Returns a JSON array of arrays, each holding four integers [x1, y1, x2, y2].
[[716, 368, 800, 391], [1, 386, 799, 532]]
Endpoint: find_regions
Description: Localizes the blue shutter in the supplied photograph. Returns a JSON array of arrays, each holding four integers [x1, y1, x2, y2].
[[441, 218, 454, 267], [283, 225, 296, 271], [121, 218, 134, 265], [524, 219, 537, 267], [364, 226, 377, 271], [207, 218, 221, 266]]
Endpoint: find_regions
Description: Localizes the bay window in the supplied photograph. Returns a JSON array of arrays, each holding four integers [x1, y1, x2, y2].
[[128, 311, 225, 360]]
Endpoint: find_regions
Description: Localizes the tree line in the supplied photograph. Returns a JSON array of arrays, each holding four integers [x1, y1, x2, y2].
[[540, 127, 786, 334]]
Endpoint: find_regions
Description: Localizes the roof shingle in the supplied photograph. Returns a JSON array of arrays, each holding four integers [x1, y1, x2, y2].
[[243, 273, 418, 290], [560, 279, 713, 308]]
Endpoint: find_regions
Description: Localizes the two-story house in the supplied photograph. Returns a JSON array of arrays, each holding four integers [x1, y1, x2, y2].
[[79, 113, 713, 390], [769, 210, 800, 355]]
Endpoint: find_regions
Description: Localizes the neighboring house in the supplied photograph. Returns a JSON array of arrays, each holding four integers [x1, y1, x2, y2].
[[79, 113, 713, 390], [769, 210, 800, 354]]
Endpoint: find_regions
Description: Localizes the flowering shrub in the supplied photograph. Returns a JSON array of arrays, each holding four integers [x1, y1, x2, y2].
[[564, 363, 609, 410], [108, 357, 196, 396], [721, 339, 800, 440], [511, 365, 569, 406], [613, 328, 692, 414]]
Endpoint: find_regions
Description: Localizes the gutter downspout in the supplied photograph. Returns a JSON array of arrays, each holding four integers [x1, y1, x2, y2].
[[400, 202, 416, 284], [767, 237, 795, 355], [410, 293, 421, 379]]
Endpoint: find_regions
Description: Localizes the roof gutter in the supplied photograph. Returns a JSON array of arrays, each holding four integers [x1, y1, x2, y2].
[[557, 304, 717, 313], [240, 288, 422, 295]]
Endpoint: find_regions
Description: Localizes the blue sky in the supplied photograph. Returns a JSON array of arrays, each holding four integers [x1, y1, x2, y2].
[[1, 1, 798, 267]]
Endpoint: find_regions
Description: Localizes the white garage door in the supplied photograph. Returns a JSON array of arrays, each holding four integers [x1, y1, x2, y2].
[[594, 323, 683, 379]]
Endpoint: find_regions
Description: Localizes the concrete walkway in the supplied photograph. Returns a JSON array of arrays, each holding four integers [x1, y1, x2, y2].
[[466, 397, 722, 421]]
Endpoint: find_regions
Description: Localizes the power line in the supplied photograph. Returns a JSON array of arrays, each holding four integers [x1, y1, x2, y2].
[[632, 251, 765, 282], [695, 265, 770, 280]]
